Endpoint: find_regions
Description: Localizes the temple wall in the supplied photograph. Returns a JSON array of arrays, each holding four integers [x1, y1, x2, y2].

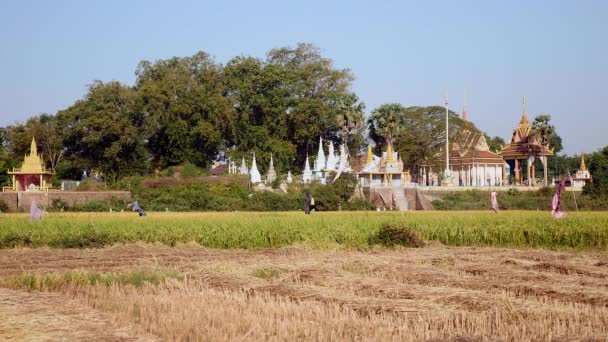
[[0, 191, 131, 212], [0, 193, 18, 212]]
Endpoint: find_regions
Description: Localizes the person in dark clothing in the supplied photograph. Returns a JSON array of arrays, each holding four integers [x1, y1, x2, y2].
[[128, 201, 147, 216], [305, 191, 311, 214]]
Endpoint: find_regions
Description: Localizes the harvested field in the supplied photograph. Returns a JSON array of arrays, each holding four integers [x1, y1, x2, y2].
[[1, 244, 608, 340]]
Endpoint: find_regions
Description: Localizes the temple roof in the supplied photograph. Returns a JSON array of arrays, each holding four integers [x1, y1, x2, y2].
[[498, 98, 553, 158], [356, 143, 406, 174], [8, 137, 54, 175], [422, 126, 504, 167], [579, 154, 588, 171]]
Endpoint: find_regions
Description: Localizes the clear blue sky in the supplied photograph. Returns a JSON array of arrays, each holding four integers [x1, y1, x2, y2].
[[1, 0, 606, 155]]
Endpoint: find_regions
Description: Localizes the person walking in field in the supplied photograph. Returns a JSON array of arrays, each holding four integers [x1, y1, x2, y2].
[[127, 201, 147, 216], [490, 189, 499, 213], [305, 191, 311, 214], [551, 177, 567, 218], [29, 200, 45, 221]]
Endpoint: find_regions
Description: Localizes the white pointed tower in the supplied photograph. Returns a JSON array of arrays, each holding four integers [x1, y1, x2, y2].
[[333, 143, 350, 182], [338, 143, 350, 170], [326, 141, 336, 170], [314, 136, 326, 171], [239, 157, 248, 175], [266, 153, 277, 183], [250, 153, 262, 183], [287, 170, 293, 183], [302, 154, 312, 183]]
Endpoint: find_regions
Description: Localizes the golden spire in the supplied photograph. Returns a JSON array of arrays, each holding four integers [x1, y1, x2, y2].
[[386, 142, 395, 163], [14, 136, 49, 174], [520, 96, 530, 124], [580, 154, 587, 171], [517, 96, 531, 136], [366, 144, 373, 164], [30, 137, 38, 156]]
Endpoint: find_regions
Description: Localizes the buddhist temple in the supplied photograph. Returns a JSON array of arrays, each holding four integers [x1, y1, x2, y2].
[[421, 135, 505, 187], [420, 98, 505, 187], [356, 143, 410, 187], [4, 138, 54, 192], [498, 97, 553, 186], [572, 154, 592, 189]]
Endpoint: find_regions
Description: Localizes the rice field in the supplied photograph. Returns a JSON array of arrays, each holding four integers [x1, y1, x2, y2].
[[0, 211, 607, 250], [1, 211, 608, 340]]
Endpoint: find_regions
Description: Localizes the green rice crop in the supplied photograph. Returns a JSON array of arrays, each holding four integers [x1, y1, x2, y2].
[[0, 211, 606, 250], [0, 270, 183, 291]]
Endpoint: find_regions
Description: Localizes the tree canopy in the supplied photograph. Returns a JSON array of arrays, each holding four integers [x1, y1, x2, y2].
[[1, 43, 366, 181], [0, 44, 590, 186], [583, 146, 608, 196], [532, 114, 563, 153], [368, 105, 473, 179]]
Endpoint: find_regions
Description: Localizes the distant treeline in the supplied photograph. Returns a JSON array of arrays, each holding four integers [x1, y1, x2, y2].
[[0, 42, 606, 196]]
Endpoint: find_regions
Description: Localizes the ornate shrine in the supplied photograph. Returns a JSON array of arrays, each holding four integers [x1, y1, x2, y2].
[[498, 97, 553, 186], [4, 138, 54, 192]]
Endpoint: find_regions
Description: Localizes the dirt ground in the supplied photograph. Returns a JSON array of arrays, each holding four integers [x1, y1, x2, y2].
[[1, 244, 608, 340]]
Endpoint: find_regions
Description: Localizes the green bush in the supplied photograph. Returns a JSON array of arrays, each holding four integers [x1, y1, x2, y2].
[[369, 223, 424, 248], [180, 162, 203, 178], [507, 188, 519, 196], [50, 198, 68, 211]]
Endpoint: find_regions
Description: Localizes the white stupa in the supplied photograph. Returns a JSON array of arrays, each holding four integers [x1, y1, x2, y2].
[[250, 153, 262, 183], [326, 141, 336, 170], [338, 144, 350, 170], [302, 155, 312, 183], [287, 170, 293, 183], [333, 144, 351, 182], [314, 136, 326, 171], [266, 153, 277, 183], [239, 157, 248, 175]]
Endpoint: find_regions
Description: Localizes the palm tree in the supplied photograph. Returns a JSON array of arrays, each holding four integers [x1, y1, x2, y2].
[[334, 93, 365, 149], [369, 103, 405, 146], [532, 114, 555, 186]]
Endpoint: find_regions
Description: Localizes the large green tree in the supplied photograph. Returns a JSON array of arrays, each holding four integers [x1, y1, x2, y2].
[[330, 93, 366, 158], [4, 114, 66, 170], [583, 146, 608, 196], [223, 43, 361, 172], [368, 103, 405, 146], [368, 105, 471, 180], [531, 114, 563, 183], [135, 51, 232, 169], [484, 134, 506, 152], [2, 43, 365, 180], [56, 81, 148, 181], [0, 127, 18, 187]]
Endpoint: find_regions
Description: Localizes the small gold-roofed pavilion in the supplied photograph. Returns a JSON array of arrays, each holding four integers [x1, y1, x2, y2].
[[356, 142, 409, 187], [572, 154, 592, 189], [4, 138, 54, 192]]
